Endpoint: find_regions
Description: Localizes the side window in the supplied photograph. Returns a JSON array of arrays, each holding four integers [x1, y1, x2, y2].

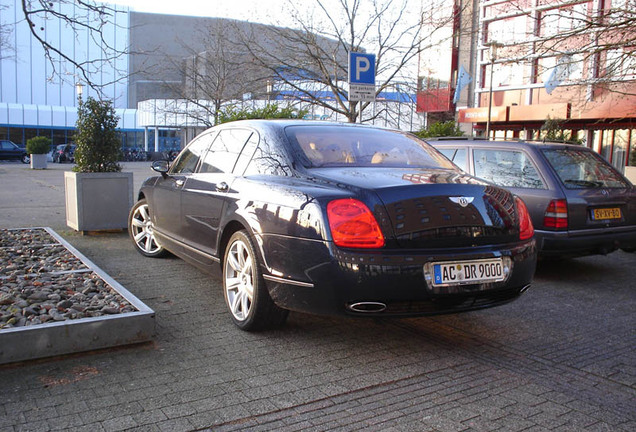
[[473, 149, 545, 189], [438, 148, 468, 171], [199, 129, 252, 174], [243, 136, 293, 176], [170, 132, 216, 174], [234, 133, 259, 175]]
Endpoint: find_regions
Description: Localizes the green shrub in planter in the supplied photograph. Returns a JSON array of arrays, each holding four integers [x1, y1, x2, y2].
[[26, 136, 51, 155], [413, 121, 465, 139], [73, 97, 122, 173]]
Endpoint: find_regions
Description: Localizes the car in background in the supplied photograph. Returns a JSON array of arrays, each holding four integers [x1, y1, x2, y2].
[[52, 144, 76, 163], [0, 140, 29, 163], [430, 139, 636, 258], [129, 120, 536, 331]]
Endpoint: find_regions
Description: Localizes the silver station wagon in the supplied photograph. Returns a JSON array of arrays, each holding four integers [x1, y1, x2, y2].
[[431, 139, 636, 258]]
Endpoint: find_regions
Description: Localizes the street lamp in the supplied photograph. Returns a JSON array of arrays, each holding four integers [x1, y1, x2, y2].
[[266, 80, 273, 103], [75, 81, 84, 103], [485, 41, 503, 139]]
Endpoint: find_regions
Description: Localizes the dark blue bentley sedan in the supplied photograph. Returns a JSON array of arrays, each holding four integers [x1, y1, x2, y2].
[[129, 120, 537, 330]]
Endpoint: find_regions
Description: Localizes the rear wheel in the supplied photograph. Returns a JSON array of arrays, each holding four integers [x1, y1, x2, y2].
[[128, 199, 167, 257], [223, 230, 288, 331], [21, 155, 29, 164]]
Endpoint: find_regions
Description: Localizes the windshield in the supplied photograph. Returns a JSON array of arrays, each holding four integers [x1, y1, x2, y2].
[[285, 125, 455, 169], [542, 148, 629, 189]]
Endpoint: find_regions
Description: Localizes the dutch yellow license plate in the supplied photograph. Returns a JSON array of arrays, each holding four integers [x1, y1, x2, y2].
[[593, 208, 621, 220]]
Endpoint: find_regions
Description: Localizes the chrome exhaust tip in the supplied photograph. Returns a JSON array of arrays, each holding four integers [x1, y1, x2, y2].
[[347, 302, 387, 313]]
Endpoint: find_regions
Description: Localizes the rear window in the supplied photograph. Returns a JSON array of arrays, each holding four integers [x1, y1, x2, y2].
[[285, 126, 455, 169], [542, 148, 629, 189]]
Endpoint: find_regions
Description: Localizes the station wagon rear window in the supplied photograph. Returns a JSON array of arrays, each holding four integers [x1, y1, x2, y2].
[[542, 148, 629, 189]]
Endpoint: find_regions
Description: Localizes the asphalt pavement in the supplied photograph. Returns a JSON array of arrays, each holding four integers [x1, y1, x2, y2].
[[0, 160, 634, 431]]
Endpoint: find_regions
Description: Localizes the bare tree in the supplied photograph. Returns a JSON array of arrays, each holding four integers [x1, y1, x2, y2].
[[537, 1, 635, 94], [233, 0, 455, 123], [159, 20, 267, 127], [18, 0, 127, 93], [0, 5, 13, 59], [488, 1, 636, 98]]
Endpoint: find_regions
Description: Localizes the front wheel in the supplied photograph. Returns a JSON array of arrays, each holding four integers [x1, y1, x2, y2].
[[21, 155, 29, 164], [223, 230, 288, 331], [128, 199, 167, 258]]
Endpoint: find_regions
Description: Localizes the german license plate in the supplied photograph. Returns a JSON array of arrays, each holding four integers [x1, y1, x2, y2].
[[433, 259, 505, 286], [592, 207, 621, 220]]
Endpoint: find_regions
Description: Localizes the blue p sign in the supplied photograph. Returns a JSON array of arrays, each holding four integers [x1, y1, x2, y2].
[[349, 52, 376, 85]]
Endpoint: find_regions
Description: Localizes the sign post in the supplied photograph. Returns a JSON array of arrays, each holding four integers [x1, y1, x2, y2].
[[348, 52, 376, 122]]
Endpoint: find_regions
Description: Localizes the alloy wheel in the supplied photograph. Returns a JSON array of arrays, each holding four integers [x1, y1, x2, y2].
[[129, 201, 164, 256], [224, 238, 254, 322]]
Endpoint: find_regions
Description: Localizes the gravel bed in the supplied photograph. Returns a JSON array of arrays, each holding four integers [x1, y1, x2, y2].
[[0, 228, 137, 330], [0, 228, 56, 247], [0, 245, 88, 278]]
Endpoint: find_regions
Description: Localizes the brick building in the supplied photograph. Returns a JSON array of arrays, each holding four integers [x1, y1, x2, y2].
[[418, 0, 636, 180]]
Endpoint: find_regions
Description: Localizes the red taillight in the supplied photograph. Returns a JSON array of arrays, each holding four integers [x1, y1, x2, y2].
[[544, 199, 568, 229], [515, 197, 534, 240], [327, 198, 385, 248]]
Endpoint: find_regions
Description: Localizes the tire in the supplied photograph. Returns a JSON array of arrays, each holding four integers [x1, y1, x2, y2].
[[128, 199, 167, 258], [223, 230, 288, 331], [21, 155, 29, 164]]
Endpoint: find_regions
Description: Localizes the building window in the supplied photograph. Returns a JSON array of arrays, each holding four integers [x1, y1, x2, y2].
[[539, 2, 590, 38], [605, 48, 636, 80], [486, 15, 527, 44], [9, 128, 24, 146], [612, 129, 630, 172], [52, 129, 70, 146], [539, 54, 584, 85]]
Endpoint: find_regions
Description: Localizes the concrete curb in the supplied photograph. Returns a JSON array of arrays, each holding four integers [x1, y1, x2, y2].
[[0, 227, 155, 365]]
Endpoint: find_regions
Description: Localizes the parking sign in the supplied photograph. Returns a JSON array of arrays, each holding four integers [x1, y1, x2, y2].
[[349, 52, 376, 84], [349, 52, 376, 101]]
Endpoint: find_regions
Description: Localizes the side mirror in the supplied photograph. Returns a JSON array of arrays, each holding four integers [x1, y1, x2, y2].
[[152, 159, 170, 177]]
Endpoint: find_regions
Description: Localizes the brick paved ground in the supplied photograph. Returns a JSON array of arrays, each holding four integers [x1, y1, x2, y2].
[[0, 161, 634, 431]]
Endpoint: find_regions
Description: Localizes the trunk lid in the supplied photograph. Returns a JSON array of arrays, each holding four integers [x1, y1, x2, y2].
[[563, 187, 636, 231], [309, 167, 521, 248]]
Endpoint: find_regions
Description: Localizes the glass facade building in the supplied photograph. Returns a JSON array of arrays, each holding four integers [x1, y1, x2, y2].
[[0, 1, 152, 151]]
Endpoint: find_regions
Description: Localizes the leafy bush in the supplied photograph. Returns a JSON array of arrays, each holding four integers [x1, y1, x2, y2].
[[413, 121, 465, 139], [218, 104, 308, 124], [26, 136, 51, 154], [540, 117, 584, 144], [73, 97, 122, 173]]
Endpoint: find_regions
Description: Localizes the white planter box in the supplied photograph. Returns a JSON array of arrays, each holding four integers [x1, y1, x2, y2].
[[65, 171, 134, 232], [30, 153, 47, 169]]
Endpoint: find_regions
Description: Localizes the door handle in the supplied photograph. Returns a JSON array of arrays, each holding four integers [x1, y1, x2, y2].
[[175, 179, 185, 187], [216, 182, 229, 192]]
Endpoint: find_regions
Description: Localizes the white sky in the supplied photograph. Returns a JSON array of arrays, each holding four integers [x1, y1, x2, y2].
[[104, 0, 453, 81], [105, 0, 304, 25]]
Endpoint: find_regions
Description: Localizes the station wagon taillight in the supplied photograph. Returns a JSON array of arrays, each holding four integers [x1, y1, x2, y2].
[[544, 199, 568, 229], [516, 197, 534, 240], [327, 198, 385, 248]]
